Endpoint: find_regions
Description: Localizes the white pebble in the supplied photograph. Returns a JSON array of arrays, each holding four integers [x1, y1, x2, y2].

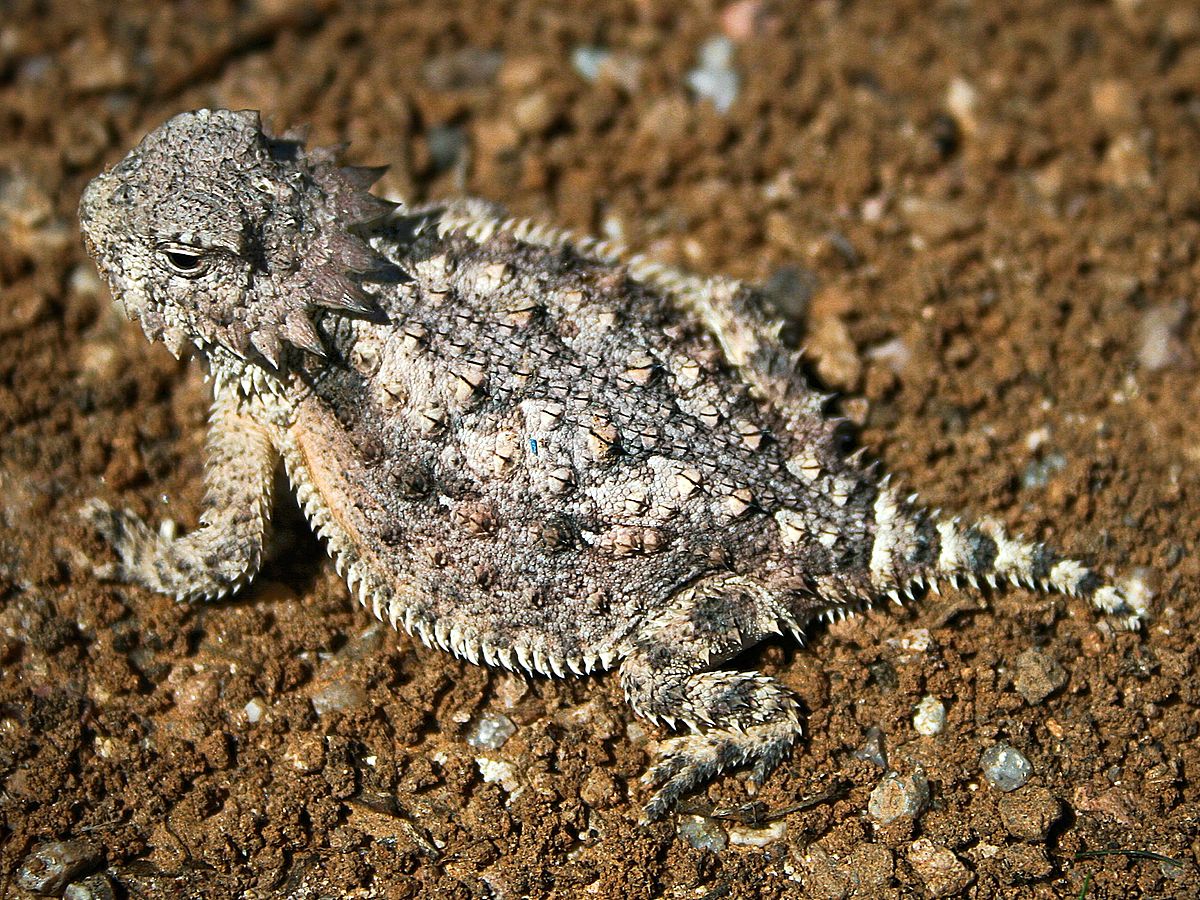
[[678, 815, 728, 852], [913, 695, 947, 736], [466, 712, 517, 750], [728, 820, 786, 847], [571, 46, 611, 82], [686, 36, 740, 113], [243, 697, 264, 724]]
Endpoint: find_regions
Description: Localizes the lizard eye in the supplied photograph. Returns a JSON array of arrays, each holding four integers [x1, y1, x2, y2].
[[158, 243, 209, 277]]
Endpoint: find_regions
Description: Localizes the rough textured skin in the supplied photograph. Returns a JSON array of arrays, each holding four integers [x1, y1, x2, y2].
[[79, 109, 1151, 821]]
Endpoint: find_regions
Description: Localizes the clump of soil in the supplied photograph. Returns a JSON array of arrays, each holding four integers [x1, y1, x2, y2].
[[2, 1, 1197, 897]]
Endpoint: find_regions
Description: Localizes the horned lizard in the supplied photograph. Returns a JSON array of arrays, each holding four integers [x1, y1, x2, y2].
[[79, 109, 1150, 821]]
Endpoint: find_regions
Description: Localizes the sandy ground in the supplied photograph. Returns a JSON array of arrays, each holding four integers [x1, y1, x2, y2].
[[2, 1, 1199, 897]]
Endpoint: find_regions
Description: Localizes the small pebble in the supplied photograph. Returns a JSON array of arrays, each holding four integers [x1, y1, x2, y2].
[[721, 0, 774, 41], [913, 695, 947, 736], [807, 315, 862, 392], [867, 660, 900, 690], [1099, 133, 1152, 189], [998, 787, 1062, 841], [678, 815, 728, 852], [727, 819, 786, 847], [868, 770, 930, 825], [759, 265, 816, 321], [603, 54, 643, 92], [243, 697, 264, 723], [285, 733, 326, 774], [1072, 783, 1137, 826], [17, 54, 54, 83], [846, 843, 894, 890], [465, 712, 517, 750], [493, 673, 529, 709], [571, 46, 611, 83], [1012, 648, 1067, 705], [686, 36, 740, 113], [793, 844, 849, 897], [894, 628, 932, 653], [1137, 300, 1192, 372], [1021, 452, 1067, 491], [311, 680, 368, 717], [981, 744, 1032, 792], [579, 769, 619, 809], [697, 35, 735, 72], [1090, 78, 1138, 127], [854, 726, 888, 768], [1159, 857, 1186, 880], [509, 91, 555, 135], [17, 840, 103, 895], [64, 874, 116, 900], [1024, 427, 1051, 452], [0, 168, 54, 230], [999, 844, 1054, 881], [945, 77, 979, 134], [426, 124, 467, 173], [908, 839, 975, 897], [900, 196, 978, 244], [421, 47, 503, 91], [476, 757, 521, 794], [865, 336, 912, 375]]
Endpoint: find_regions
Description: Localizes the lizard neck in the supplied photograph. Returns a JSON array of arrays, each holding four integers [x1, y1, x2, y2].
[[203, 343, 294, 418]]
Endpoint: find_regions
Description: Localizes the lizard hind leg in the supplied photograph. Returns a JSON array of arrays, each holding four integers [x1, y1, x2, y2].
[[620, 574, 803, 822]]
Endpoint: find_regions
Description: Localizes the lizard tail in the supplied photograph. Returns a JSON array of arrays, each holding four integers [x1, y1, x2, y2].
[[865, 479, 1151, 631]]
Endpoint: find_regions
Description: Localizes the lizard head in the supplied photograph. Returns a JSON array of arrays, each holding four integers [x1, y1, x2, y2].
[[79, 108, 395, 368]]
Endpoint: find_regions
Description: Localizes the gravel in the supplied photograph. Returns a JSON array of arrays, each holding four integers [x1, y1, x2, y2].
[[465, 712, 517, 750], [17, 840, 103, 895], [913, 695, 947, 735], [678, 815, 728, 852], [981, 743, 1033, 792], [686, 36, 740, 113], [868, 770, 930, 825], [1012, 648, 1068, 705], [908, 839, 974, 897]]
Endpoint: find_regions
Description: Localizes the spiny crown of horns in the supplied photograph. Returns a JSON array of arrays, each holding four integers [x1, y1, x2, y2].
[[140, 108, 396, 367]]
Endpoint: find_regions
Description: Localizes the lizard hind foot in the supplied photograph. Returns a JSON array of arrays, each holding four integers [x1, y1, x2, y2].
[[640, 715, 801, 823]]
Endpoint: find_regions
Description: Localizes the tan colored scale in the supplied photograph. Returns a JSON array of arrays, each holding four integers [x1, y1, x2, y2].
[[585, 415, 621, 460], [450, 361, 487, 402]]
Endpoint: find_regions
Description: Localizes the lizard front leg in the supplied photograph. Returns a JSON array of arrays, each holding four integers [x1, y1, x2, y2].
[[82, 390, 277, 601]]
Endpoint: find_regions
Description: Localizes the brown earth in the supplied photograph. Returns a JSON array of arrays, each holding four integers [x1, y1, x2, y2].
[[2, 1, 1199, 897]]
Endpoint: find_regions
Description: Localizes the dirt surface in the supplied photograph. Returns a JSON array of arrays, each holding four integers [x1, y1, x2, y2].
[[2, 1, 1199, 897]]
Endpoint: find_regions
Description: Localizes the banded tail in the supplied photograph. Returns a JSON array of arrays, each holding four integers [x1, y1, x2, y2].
[[864, 479, 1151, 631]]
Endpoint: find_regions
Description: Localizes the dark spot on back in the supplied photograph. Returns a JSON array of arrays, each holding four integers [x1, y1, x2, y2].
[[964, 527, 998, 573]]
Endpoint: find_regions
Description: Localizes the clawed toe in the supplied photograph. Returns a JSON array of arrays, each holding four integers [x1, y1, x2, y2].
[[642, 736, 693, 787], [80, 498, 122, 539], [749, 733, 796, 785], [79, 498, 166, 587], [80, 499, 152, 547], [640, 728, 799, 822]]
